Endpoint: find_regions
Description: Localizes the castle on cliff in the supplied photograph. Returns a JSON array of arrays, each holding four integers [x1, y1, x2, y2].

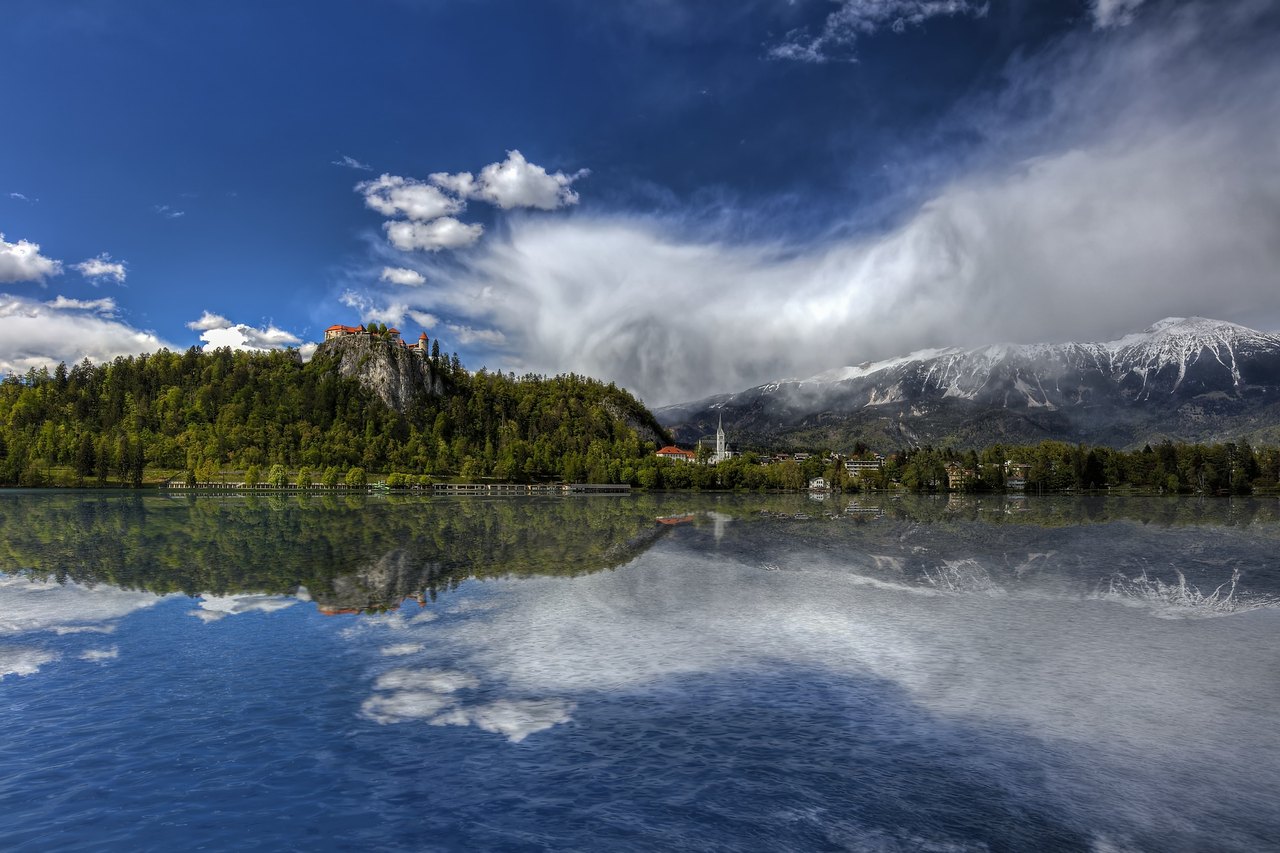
[[324, 323, 431, 355]]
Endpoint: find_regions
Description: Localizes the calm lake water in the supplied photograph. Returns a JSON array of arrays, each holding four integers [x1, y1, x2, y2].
[[2, 491, 1279, 852]]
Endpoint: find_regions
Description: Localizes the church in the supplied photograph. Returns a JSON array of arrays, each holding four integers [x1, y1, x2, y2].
[[706, 413, 733, 465], [656, 413, 734, 465]]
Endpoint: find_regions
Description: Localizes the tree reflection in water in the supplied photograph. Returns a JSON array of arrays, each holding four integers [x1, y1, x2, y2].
[[1, 492, 1278, 613]]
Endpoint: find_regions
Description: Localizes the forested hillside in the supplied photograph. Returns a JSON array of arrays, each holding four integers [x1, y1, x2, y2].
[[0, 343, 669, 486]]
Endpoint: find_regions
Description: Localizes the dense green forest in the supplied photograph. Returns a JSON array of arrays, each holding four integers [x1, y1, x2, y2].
[[3, 344, 1278, 494], [626, 439, 1280, 494], [879, 440, 1280, 495], [0, 345, 667, 486]]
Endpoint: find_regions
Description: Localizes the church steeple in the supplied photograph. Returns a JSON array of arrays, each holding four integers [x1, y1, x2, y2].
[[715, 412, 725, 462]]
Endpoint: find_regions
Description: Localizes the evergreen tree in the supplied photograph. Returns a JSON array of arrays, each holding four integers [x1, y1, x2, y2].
[[75, 433, 95, 483]]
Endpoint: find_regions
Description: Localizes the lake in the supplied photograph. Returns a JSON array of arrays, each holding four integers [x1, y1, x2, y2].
[[1, 491, 1278, 852]]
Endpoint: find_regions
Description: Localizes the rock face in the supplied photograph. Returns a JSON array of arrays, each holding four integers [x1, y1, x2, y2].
[[315, 335, 443, 412], [602, 399, 667, 447], [658, 318, 1280, 448]]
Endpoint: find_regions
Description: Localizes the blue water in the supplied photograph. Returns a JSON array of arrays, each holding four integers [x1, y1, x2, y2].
[[2, 493, 1279, 851]]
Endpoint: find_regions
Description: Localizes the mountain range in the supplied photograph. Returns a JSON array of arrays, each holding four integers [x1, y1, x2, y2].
[[657, 318, 1280, 449]]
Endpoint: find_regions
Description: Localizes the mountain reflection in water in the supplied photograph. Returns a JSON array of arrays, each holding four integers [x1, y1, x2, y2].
[[1, 492, 1278, 851], [2, 492, 1279, 613]]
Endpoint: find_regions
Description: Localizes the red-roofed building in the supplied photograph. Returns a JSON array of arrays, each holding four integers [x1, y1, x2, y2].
[[656, 445, 697, 463], [325, 322, 433, 355], [324, 324, 365, 341]]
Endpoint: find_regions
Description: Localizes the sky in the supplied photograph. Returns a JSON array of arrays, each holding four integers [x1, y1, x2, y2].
[[2, 0, 1278, 405]]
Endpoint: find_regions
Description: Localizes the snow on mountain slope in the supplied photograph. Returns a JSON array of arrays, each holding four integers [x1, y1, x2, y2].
[[795, 318, 1280, 395], [656, 318, 1280, 446]]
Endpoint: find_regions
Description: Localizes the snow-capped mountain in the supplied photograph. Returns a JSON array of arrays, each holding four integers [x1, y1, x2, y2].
[[657, 318, 1280, 448]]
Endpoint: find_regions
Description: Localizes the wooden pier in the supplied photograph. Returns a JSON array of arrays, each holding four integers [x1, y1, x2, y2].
[[164, 481, 630, 495]]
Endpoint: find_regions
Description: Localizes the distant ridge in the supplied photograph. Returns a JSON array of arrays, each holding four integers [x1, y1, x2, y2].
[[658, 318, 1280, 449]]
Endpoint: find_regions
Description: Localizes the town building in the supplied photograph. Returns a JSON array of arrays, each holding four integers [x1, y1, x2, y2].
[[656, 445, 697, 463], [845, 457, 884, 477], [1004, 461, 1031, 490], [709, 412, 735, 464], [325, 324, 365, 341], [944, 462, 976, 490], [692, 412, 736, 464]]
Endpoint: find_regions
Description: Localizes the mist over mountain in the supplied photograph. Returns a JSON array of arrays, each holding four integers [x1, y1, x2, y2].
[[658, 318, 1280, 449]]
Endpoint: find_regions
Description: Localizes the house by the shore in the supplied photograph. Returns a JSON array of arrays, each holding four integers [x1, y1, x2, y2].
[[656, 445, 697, 463]]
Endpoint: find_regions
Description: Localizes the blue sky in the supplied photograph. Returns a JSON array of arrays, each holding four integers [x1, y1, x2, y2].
[[3, 0, 1278, 404]]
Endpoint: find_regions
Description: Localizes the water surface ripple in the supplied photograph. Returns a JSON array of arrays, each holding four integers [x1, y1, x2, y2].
[[1, 492, 1278, 851]]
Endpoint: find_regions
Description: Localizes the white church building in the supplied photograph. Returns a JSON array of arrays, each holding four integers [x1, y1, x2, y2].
[[702, 413, 734, 465]]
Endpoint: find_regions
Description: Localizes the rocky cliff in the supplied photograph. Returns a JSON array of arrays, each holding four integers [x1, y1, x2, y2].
[[313, 335, 443, 412]]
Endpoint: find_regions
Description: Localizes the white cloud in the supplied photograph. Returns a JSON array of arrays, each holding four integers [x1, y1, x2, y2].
[[191, 594, 297, 623], [1092, 0, 1146, 28], [374, 668, 479, 693], [384, 217, 484, 252], [0, 292, 171, 375], [333, 154, 372, 171], [357, 173, 464, 222], [186, 310, 231, 331], [186, 312, 303, 353], [45, 295, 117, 315], [770, 0, 988, 63], [358, 154, 585, 258], [8, 192, 34, 203], [431, 699, 576, 743], [380, 266, 426, 286], [432, 150, 588, 211], [354, 535, 1280, 821], [409, 310, 440, 329], [0, 646, 59, 681], [0, 575, 165, 638], [428, 170, 476, 198], [153, 204, 185, 219], [340, 290, 409, 327], [361, 690, 458, 725], [446, 323, 506, 347], [197, 325, 300, 351], [0, 576, 168, 682], [74, 253, 127, 284], [357, 659, 571, 742], [0, 233, 62, 283], [377, 2, 1280, 404], [381, 643, 427, 656], [336, 293, 495, 351]]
